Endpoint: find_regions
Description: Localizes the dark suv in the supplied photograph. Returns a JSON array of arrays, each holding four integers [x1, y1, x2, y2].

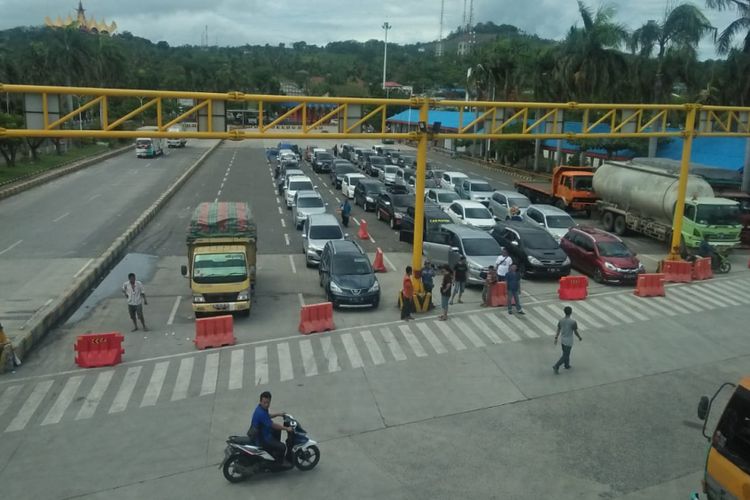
[[330, 161, 357, 188], [399, 203, 452, 244], [365, 156, 387, 177], [313, 152, 334, 173], [354, 179, 386, 211], [490, 221, 571, 278], [375, 192, 415, 229], [319, 240, 380, 309]]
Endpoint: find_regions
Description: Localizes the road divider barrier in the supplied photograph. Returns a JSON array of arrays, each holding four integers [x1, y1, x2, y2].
[[692, 257, 713, 281], [489, 282, 508, 307], [558, 276, 588, 301], [357, 219, 369, 240], [194, 315, 236, 350], [299, 302, 335, 334], [373, 248, 387, 272], [661, 260, 693, 283], [634, 273, 666, 297], [74, 332, 125, 368], [397, 291, 432, 312]]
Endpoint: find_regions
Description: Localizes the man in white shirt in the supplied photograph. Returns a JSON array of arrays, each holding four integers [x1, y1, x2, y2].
[[122, 273, 148, 331], [494, 248, 513, 281]]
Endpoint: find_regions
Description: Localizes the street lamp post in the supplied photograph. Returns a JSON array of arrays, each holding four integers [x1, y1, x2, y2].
[[382, 22, 391, 97]]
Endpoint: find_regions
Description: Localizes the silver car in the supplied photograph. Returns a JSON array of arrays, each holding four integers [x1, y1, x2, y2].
[[422, 224, 502, 285], [285, 175, 314, 208], [425, 188, 460, 211], [302, 213, 346, 267], [488, 190, 532, 220], [455, 179, 493, 205], [380, 165, 401, 186], [293, 190, 326, 230]]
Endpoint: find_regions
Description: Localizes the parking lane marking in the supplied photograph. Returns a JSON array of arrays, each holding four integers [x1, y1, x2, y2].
[[280, 219, 286, 228], [284, 234, 290, 246], [278, 206, 283, 214], [167, 296, 182, 326], [298, 293, 305, 307], [53, 212, 70, 222], [289, 255, 297, 274], [382, 254, 397, 272], [0, 239, 23, 256]]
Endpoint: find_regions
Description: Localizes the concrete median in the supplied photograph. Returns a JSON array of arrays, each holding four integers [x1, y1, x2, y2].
[[3, 140, 223, 373]]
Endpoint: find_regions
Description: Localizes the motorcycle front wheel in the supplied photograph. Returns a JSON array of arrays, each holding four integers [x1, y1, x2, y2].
[[719, 261, 731, 274], [294, 445, 321, 471], [222, 455, 249, 483]]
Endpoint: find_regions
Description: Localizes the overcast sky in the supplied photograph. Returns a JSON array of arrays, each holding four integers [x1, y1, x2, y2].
[[0, 0, 741, 59]]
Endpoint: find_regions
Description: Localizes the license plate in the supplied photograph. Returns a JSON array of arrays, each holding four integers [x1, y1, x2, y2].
[[547, 268, 559, 273], [213, 303, 229, 310]]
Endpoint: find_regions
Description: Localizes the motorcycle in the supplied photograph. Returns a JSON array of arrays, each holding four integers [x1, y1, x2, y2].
[[220, 414, 320, 483], [686, 247, 732, 274]]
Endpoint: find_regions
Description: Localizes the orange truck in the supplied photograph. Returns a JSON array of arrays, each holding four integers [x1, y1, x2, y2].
[[514, 166, 598, 214]]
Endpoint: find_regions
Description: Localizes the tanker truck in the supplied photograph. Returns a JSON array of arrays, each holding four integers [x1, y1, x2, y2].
[[593, 158, 741, 251]]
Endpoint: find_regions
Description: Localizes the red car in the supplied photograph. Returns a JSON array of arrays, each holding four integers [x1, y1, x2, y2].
[[560, 226, 644, 284]]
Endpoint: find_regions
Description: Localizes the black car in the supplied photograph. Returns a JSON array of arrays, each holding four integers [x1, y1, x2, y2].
[[489, 221, 572, 278], [399, 203, 452, 244], [319, 240, 380, 309], [330, 162, 358, 188], [375, 192, 415, 229], [354, 179, 386, 211], [399, 155, 416, 168], [313, 152, 334, 173], [358, 150, 374, 169], [365, 156, 387, 177]]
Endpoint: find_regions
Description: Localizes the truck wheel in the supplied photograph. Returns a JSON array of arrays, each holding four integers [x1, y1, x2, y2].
[[554, 199, 567, 211], [613, 215, 626, 236], [602, 211, 614, 231]]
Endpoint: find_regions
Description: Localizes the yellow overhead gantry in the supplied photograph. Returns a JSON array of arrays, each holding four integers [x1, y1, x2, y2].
[[2, 83, 750, 269]]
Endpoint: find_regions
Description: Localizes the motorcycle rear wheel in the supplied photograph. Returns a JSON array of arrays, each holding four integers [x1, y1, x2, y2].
[[719, 261, 731, 274], [222, 455, 249, 483], [294, 445, 321, 471]]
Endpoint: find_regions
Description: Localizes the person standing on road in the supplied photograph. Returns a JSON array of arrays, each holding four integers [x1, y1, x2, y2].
[[421, 260, 436, 309], [122, 272, 147, 331], [339, 198, 352, 227], [480, 265, 497, 307], [553, 306, 583, 374], [401, 266, 415, 321], [450, 256, 468, 305], [333, 144, 339, 157], [438, 265, 453, 321], [505, 264, 524, 315], [495, 248, 513, 282]]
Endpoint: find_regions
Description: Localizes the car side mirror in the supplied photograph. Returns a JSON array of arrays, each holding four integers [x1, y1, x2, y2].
[[181, 265, 187, 276], [538, 222, 544, 226], [697, 396, 709, 421], [344, 233, 350, 239], [301, 234, 307, 239], [450, 246, 460, 253]]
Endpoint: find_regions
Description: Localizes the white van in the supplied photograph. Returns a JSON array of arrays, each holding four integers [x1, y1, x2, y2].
[[135, 126, 164, 158], [167, 125, 187, 148]]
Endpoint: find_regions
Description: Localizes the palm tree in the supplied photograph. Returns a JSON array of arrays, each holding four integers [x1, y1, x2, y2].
[[705, 0, 750, 53]]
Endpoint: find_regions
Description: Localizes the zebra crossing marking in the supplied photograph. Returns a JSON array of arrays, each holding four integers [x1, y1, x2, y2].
[[320, 336, 341, 372], [452, 318, 486, 348], [657, 295, 693, 314], [299, 339, 319, 376], [598, 295, 651, 321], [109, 366, 142, 414], [277, 343, 294, 381], [255, 346, 269, 385], [433, 320, 468, 350], [589, 298, 635, 323], [228, 350, 245, 390], [667, 288, 711, 311], [341, 333, 364, 368], [6, 380, 54, 432], [468, 315, 502, 344], [0, 385, 22, 419], [200, 353, 220, 395], [521, 312, 552, 337], [701, 281, 750, 301], [171, 357, 194, 401], [77, 370, 114, 420], [41, 375, 83, 426], [360, 330, 386, 365], [415, 322, 448, 353], [626, 295, 677, 317], [483, 313, 521, 341], [681, 284, 741, 307], [141, 361, 169, 407], [549, 303, 601, 328], [398, 325, 428, 357], [574, 300, 619, 326]]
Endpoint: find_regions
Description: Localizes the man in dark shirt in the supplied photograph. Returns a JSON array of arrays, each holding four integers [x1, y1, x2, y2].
[[450, 256, 468, 305], [250, 391, 293, 464], [505, 264, 524, 315]]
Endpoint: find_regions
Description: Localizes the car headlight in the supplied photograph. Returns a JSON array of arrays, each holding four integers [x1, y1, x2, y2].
[[366, 196, 374, 203], [329, 281, 343, 293], [604, 261, 617, 271], [527, 255, 542, 266], [237, 289, 250, 301], [192, 294, 206, 303], [563, 257, 571, 266], [368, 281, 380, 292], [468, 263, 483, 272], [638, 262, 645, 272]]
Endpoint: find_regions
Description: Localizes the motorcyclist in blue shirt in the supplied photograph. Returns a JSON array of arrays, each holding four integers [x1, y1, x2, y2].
[[250, 391, 293, 464], [696, 235, 717, 267]]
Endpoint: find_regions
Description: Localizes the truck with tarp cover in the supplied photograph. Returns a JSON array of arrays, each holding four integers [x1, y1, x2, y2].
[[181, 202, 257, 316]]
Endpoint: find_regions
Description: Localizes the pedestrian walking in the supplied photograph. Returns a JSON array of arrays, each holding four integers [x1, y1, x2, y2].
[[122, 272, 148, 331], [421, 260, 436, 309], [333, 144, 339, 157], [480, 265, 497, 307], [401, 266, 415, 321], [505, 264, 524, 315], [553, 306, 583, 374], [339, 198, 352, 227], [450, 256, 468, 304], [495, 248, 513, 281], [438, 265, 453, 321]]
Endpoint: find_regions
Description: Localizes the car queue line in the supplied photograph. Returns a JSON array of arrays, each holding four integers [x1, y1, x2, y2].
[[2, 276, 749, 434]]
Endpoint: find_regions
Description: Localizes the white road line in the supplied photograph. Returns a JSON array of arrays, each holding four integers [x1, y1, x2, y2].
[[656, 295, 693, 314], [217, 189, 222, 197], [299, 339, 319, 376], [86, 194, 101, 202], [398, 325, 428, 357], [383, 254, 397, 272], [200, 353, 220, 396], [284, 234, 290, 246], [483, 313, 522, 341], [76, 371, 114, 420], [171, 357, 194, 401], [663, 289, 710, 311], [278, 206, 283, 214], [369, 236, 376, 243], [341, 333, 364, 368], [680, 285, 741, 307], [599, 295, 651, 321], [527, 307, 559, 329], [6, 380, 54, 432], [277, 343, 294, 381], [521, 311, 554, 335], [52, 212, 70, 222], [41, 375, 84, 426], [0, 385, 22, 419], [415, 322, 448, 353], [320, 337, 341, 372], [360, 330, 385, 365], [588, 297, 636, 323], [289, 255, 297, 274], [109, 366, 142, 414], [468, 315, 503, 344], [546, 303, 601, 329], [702, 281, 750, 302], [73, 258, 94, 278], [352, 217, 361, 226], [575, 300, 620, 325], [228, 350, 245, 390], [167, 296, 182, 326], [0, 239, 22, 256], [255, 346, 269, 385], [214, 197, 218, 203], [626, 295, 677, 317], [140, 361, 169, 407], [433, 320, 467, 350], [452, 317, 486, 347], [298, 293, 305, 307], [144, 162, 152, 168], [380, 327, 407, 361], [281, 219, 286, 228]]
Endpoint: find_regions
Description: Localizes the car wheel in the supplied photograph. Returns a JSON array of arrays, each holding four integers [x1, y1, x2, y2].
[[593, 268, 604, 283]]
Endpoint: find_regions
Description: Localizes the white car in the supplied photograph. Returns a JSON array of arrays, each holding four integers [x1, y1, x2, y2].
[[446, 200, 496, 231], [523, 204, 576, 241], [488, 190, 532, 220], [425, 188, 460, 211], [440, 171, 469, 191], [341, 173, 366, 199], [285, 175, 315, 208]]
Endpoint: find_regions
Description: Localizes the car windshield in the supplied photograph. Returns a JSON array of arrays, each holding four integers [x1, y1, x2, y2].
[[365, 184, 384, 194], [385, 166, 399, 174], [309, 225, 343, 239], [371, 157, 385, 165], [596, 241, 632, 257], [437, 192, 459, 203], [463, 238, 501, 256], [317, 153, 333, 160], [522, 232, 559, 250], [695, 204, 741, 226], [391, 194, 413, 206], [546, 215, 575, 229], [509, 197, 531, 208], [136, 139, 152, 148], [332, 255, 373, 275], [289, 181, 313, 191], [471, 183, 492, 192], [713, 385, 750, 475], [464, 207, 492, 219], [193, 253, 247, 284], [297, 197, 324, 208], [336, 166, 356, 175], [574, 176, 594, 191]]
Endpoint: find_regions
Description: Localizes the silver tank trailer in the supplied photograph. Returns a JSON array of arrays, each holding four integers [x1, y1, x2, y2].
[[593, 159, 715, 225]]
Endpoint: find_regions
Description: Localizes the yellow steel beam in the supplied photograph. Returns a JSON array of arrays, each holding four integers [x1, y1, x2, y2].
[[261, 103, 303, 132], [46, 96, 105, 130], [162, 100, 208, 131], [667, 105, 698, 261], [105, 98, 160, 131], [411, 99, 430, 273], [306, 104, 345, 132]]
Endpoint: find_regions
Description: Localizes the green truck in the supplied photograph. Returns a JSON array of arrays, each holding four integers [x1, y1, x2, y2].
[[181, 202, 257, 317]]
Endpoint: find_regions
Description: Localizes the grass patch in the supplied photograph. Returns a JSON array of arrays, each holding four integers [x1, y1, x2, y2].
[[0, 143, 114, 184]]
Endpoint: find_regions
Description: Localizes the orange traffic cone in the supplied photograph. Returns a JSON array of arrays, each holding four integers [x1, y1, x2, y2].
[[358, 219, 369, 240], [373, 248, 387, 272]]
